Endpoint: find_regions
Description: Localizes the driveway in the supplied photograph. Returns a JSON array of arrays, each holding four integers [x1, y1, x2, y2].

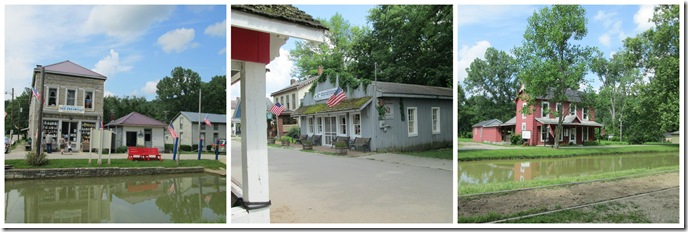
[[231, 140, 453, 223], [458, 141, 512, 151]]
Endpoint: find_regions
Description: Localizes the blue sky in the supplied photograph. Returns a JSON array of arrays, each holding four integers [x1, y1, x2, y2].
[[5, 5, 227, 100], [230, 5, 375, 101], [457, 5, 656, 91]]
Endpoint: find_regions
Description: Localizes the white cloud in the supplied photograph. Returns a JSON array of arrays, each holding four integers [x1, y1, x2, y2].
[[84, 5, 174, 39], [157, 28, 197, 53], [633, 5, 655, 33], [457, 41, 491, 83], [598, 34, 611, 47], [594, 10, 627, 47], [92, 49, 132, 78], [142, 80, 159, 95], [265, 49, 294, 98], [204, 20, 226, 37], [218, 47, 227, 55], [104, 90, 115, 97]]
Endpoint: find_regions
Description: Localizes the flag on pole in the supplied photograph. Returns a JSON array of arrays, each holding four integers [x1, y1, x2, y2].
[[31, 87, 41, 101], [270, 102, 285, 116], [204, 114, 212, 126], [167, 123, 178, 139], [327, 87, 347, 108]]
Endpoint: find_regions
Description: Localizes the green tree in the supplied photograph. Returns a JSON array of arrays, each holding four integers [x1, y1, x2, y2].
[[513, 5, 594, 148], [4, 89, 30, 135], [201, 75, 227, 115], [156, 67, 203, 114], [355, 5, 453, 87], [622, 5, 679, 143], [464, 47, 519, 123]]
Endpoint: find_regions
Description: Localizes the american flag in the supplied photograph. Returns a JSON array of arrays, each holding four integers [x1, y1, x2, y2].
[[31, 87, 41, 101], [204, 114, 212, 126], [167, 123, 178, 139], [270, 102, 285, 116], [327, 87, 347, 108]]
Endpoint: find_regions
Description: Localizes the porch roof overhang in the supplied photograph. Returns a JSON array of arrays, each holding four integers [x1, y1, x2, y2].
[[293, 96, 372, 117], [535, 116, 604, 127]]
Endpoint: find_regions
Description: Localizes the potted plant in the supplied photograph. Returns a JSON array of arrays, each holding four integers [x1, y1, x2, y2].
[[280, 135, 292, 147], [334, 141, 348, 155], [301, 139, 313, 150], [268, 136, 276, 144]]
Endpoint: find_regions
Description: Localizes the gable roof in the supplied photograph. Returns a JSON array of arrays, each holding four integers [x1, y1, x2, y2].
[[231, 5, 328, 30], [105, 112, 167, 127], [472, 119, 503, 128], [36, 60, 107, 80], [271, 76, 318, 96], [376, 81, 452, 99], [500, 117, 516, 126], [178, 111, 227, 124]]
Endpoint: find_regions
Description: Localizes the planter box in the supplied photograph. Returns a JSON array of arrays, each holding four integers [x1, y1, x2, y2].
[[302, 144, 313, 150], [335, 148, 347, 155]]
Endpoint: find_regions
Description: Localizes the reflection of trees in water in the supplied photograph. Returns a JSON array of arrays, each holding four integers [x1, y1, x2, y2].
[[155, 175, 226, 223]]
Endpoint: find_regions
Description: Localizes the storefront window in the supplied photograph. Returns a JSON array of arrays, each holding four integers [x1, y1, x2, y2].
[[353, 114, 361, 136], [339, 116, 346, 134], [308, 118, 314, 134], [316, 117, 322, 134]]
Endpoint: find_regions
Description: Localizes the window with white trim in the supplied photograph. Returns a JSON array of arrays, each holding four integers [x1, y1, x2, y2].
[[66, 89, 77, 106], [559, 127, 563, 141], [431, 107, 440, 134], [541, 125, 548, 142], [522, 103, 527, 119], [556, 103, 561, 116], [84, 90, 93, 109], [353, 113, 361, 136], [339, 115, 347, 135], [541, 101, 549, 118], [570, 127, 576, 143], [582, 127, 588, 141], [521, 122, 526, 131], [47, 87, 58, 106], [407, 107, 418, 137], [582, 107, 589, 120], [570, 104, 576, 116], [307, 118, 314, 134], [316, 117, 322, 134]]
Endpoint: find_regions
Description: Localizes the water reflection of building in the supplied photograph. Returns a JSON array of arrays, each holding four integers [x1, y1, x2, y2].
[[6, 174, 226, 223], [513, 162, 541, 182]]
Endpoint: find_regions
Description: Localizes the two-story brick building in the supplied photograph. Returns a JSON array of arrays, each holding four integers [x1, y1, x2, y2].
[[28, 61, 106, 151], [472, 86, 603, 146]]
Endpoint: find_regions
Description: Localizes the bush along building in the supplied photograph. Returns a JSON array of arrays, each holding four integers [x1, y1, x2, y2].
[[472, 86, 603, 146], [293, 80, 453, 152], [28, 61, 106, 151]]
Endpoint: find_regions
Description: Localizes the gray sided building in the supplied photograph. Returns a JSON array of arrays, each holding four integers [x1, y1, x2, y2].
[[294, 80, 452, 152], [28, 61, 106, 151]]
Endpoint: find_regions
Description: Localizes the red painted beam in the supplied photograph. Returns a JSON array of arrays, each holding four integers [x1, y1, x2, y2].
[[231, 27, 270, 64]]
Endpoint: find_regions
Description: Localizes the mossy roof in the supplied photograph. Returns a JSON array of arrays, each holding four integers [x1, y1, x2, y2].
[[294, 96, 372, 115], [232, 5, 328, 30]]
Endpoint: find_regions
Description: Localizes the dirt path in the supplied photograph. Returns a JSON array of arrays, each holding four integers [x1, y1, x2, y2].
[[459, 172, 680, 222]]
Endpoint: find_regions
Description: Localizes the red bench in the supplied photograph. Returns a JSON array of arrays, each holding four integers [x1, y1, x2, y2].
[[127, 147, 162, 161]]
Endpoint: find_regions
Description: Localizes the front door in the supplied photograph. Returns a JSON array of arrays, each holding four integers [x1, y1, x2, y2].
[[61, 121, 79, 150], [144, 129, 152, 148], [126, 132, 137, 147], [323, 116, 337, 146]]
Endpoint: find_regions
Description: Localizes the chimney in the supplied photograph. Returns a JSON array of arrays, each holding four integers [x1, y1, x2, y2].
[[290, 79, 296, 85]]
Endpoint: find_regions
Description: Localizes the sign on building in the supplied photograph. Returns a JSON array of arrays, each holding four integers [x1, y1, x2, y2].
[[313, 88, 337, 101], [58, 105, 85, 114]]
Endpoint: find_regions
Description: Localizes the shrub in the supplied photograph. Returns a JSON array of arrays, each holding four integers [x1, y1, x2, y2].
[[510, 134, 523, 145], [164, 144, 174, 152], [192, 144, 199, 151], [280, 135, 294, 144], [334, 141, 347, 148], [583, 141, 599, 146], [206, 145, 213, 151], [179, 145, 193, 151], [116, 146, 128, 154], [25, 151, 48, 166], [286, 127, 300, 139]]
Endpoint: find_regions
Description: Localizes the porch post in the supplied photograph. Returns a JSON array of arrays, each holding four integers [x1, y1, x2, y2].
[[241, 61, 270, 222]]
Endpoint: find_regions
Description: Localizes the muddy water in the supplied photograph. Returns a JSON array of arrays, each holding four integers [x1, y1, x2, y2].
[[5, 173, 226, 223], [458, 152, 678, 186]]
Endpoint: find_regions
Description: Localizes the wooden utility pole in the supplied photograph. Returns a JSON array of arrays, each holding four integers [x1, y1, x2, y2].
[[35, 65, 45, 156]]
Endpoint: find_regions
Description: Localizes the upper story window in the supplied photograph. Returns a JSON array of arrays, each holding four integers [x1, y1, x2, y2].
[[555, 103, 561, 116], [582, 107, 589, 120], [541, 101, 549, 118], [84, 91, 93, 109], [570, 104, 576, 116], [48, 87, 58, 106], [286, 95, 290, 110], [521, 103, 527, 119], [292, 93, 296, 109], [66, 89, 76, 106]]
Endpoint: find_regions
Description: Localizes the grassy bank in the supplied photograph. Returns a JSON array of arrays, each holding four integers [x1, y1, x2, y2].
[[459, 165, 679, 195], [459, 201, 652, 223], [5, 159, 226, 169], [458, 144, 679, 161], [400, 147, 453, 160]]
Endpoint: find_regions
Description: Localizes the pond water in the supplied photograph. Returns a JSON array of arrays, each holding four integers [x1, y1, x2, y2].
[[5, 173, 226, 223], [458, 152, 679, 186]]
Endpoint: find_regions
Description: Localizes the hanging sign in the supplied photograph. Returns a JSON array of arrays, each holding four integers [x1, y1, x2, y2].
[[314, 88, 337, 101], [58, 105, 85, 114]]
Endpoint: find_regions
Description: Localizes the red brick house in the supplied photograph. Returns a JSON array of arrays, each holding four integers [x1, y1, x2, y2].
[[472, 87, 603, 146]]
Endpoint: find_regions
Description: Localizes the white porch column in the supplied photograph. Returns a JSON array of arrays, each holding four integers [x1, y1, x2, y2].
[[240, 61, 270, 222]]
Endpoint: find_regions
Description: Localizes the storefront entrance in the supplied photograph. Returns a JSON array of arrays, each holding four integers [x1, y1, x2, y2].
[[323, 116, 337, 146], [61, 121, 78, 149]]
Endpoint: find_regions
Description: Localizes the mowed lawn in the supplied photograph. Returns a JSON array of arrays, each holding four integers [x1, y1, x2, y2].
[[458, 144, 679, 161], [401, 147, 453, 160]]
